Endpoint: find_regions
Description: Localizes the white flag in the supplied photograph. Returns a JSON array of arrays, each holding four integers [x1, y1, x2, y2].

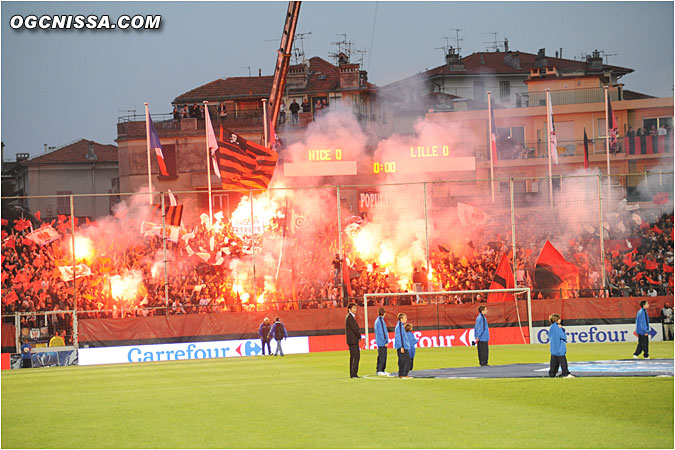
[[546, 91, 559, 165], [205, 105, 221, 179]]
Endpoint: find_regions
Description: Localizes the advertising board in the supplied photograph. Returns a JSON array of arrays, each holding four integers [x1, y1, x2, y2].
[[79, 337, 309, 366], [532, 323, 663, 345]]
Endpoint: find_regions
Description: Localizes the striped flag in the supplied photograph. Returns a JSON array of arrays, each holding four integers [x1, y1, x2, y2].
[[215, 125, 278, 191], [152, 204, 183, 227], [147, 113, 169, 177]]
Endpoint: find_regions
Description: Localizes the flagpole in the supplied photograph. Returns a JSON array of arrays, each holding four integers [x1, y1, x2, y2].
[[546, 90, 553, 206], [204, 101, 213, 223], [604, 86, 611, 199], [262, 99, 269, 148], [144, 102, 152, 205], [487, 91, 495, 204]]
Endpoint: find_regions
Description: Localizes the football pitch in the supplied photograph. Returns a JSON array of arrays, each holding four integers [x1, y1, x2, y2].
[[2, 342, 673, 449]]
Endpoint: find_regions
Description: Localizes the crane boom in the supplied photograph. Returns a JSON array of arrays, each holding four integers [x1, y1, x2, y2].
[[268, 1, 301, 132]]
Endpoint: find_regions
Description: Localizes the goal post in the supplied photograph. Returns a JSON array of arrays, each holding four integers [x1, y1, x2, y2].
[[362, 287, 532, 348]]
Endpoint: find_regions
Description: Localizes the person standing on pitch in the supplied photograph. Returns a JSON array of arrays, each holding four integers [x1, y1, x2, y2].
[[269, 317, 288, 357], [548, 314, 574, 378], [475, 305, 490, 366], [394, 313, 412, 379], [633, 300, 651, 359], [404, 323, 418, 371], [258, 317, 272, 356], [345, 303, 361, 378], [20, 339, 32, 369], [660, 303, 672, 341], [374, 307, 390, 375]]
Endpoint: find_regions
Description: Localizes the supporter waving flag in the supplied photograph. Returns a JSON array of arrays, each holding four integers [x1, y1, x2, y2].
[[534, 240, 579, 296], [487, 250, 514, 303]]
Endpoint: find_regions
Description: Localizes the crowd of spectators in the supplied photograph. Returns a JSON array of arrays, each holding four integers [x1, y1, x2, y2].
[[2, 206, 673, 338]]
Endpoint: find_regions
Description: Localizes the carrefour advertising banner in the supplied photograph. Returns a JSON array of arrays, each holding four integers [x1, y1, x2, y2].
[[532, 323, 663, 345], [79, 337, 309, 366]]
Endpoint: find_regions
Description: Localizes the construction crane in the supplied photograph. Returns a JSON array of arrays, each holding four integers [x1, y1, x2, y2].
[[267, 1, 301, 139]]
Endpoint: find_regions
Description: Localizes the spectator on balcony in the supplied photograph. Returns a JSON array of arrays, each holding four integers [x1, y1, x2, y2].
[[218, 102, 227, 119], [289, 99, 300, 124], [627, 126, 635, 154], [301, 98, 311, 113], [637, 128, 646, 154], [172, 107, 181, 121], [279, 101, 286, 124], [650, 125, 659, 153], [181, 105, 189, 119]]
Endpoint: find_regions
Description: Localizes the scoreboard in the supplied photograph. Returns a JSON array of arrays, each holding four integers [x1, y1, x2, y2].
[[282, 144, 475, 178]]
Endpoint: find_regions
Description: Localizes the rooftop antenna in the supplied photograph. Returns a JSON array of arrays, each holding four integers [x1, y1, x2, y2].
[[242, 66, 251, 77], [482, 31, 503, 52], [329, 33, 354, 64], [599, 50, 618, 64], [352, 48, 367, 66], [449, 28, 463, 55], [293, 31, 312, 64], [435, 35, 450, 56]]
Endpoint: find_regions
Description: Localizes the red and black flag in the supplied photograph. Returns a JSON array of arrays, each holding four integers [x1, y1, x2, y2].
[[152, 204, 183, 227], [215, 125, 278, 191], [583, 128, 590, 169], [534, 240, 579, 295], [487, 249, 514, 303]]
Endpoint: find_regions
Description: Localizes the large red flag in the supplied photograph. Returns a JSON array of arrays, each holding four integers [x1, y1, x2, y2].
[[644, 259, 659, 271], [487, 250, 514, 303], [534, 240, 579, 295]]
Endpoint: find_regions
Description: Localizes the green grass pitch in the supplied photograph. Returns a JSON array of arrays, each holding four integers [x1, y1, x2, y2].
[[2, 341, 673, 448]]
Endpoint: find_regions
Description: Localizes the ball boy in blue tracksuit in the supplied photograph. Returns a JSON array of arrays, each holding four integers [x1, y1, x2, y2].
[[474, 305, 489, 366], [404, 322, 418, 371], [633, 300, 650, 359], [548, 314, 574, 378], [394, 313, 411, 378], [374, 308, 390, 375]]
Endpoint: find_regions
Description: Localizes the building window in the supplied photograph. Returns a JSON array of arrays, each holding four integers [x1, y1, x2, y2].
[[56, 191, 72, 215], [499, 81, 510, 103]]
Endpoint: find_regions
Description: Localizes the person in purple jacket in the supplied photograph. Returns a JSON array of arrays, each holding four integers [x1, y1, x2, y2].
[[548, 314, 575, 378]]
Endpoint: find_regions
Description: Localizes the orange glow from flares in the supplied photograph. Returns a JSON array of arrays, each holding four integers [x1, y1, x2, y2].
[[73, 236, 94, 262]]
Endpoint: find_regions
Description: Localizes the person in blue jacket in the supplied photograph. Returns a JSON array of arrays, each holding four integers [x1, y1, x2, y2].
[[258, 317, 272, 356], [269, 317, 288, 356], [374, 308, 390, 375], [404, 323, 419, 371], [20, 339, 32, 369], [633, 300, 650, 359], [474, 305, 489, 366], [548, 314, 574, 378], [394, 313, 412, 378]]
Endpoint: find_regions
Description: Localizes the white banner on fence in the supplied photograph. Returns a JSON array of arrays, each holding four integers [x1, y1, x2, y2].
[[532, 323, 663, 345], [25, 226, 60, 246], [78, 337, 310, 366]]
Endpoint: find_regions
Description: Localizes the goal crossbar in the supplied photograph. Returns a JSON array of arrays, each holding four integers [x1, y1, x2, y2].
[[362, 287, 532, 347]]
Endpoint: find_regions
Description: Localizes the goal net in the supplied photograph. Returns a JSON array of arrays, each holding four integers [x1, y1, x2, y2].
[[362, 287, 532, 349]]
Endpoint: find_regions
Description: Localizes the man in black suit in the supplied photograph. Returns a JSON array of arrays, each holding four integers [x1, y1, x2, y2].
[[345, 302, 361, 378]]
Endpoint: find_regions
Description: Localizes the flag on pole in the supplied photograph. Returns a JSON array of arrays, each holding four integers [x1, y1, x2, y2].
[[215, 125, 278, 191], [546, 91, 559, 165], [607, 95, 618, 152], [583, 128, 590, 169], [487, 250, 514, 303], [146, 113, 169, 177], [534, 240, 579, 295], [488, 97, 498, 162], [204, 105, 221, 180]]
